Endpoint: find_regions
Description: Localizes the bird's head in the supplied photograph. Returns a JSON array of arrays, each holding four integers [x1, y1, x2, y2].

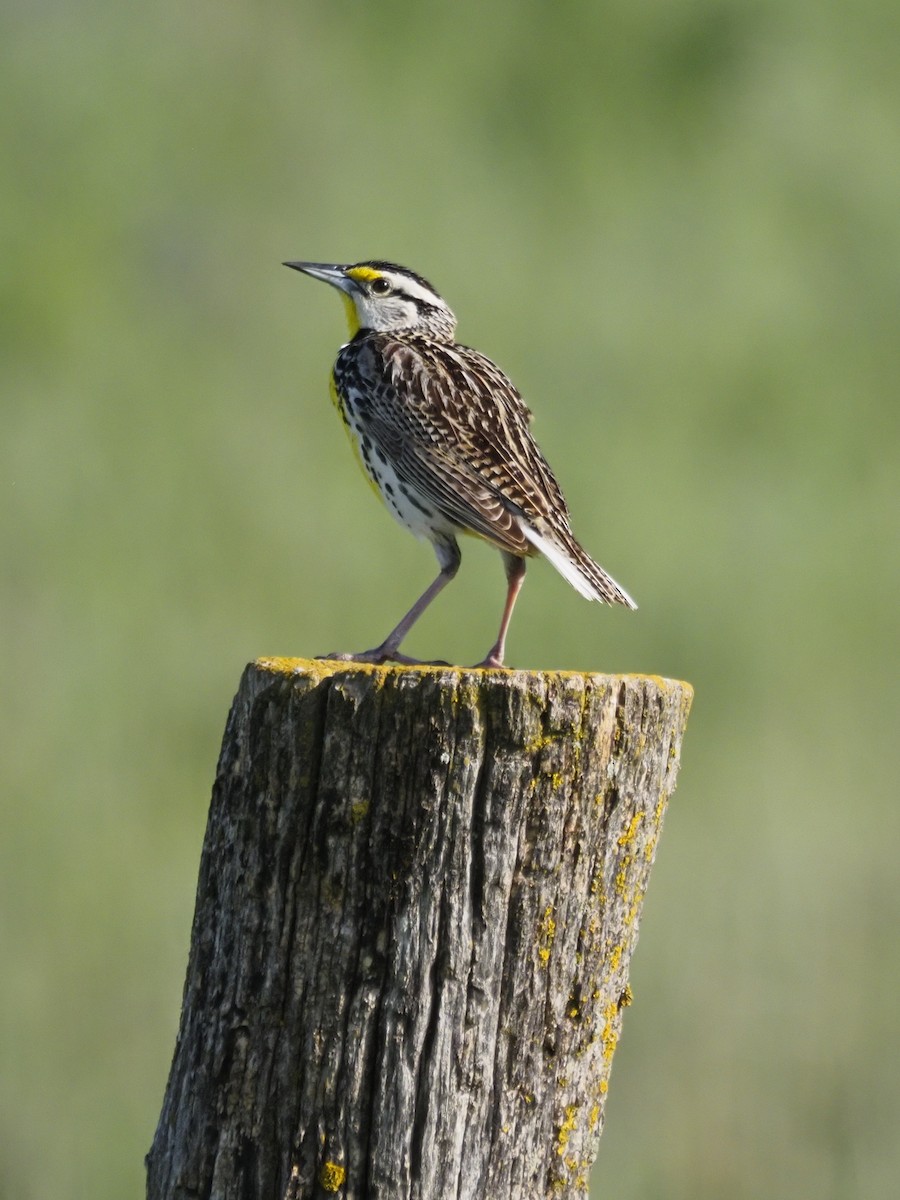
[[283, 260, 457, 341]]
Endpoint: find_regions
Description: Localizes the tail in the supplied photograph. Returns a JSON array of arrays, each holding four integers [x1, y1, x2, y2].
[[522, 523, 637, 609]]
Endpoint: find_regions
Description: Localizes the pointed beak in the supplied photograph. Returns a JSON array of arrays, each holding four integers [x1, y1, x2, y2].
[[283, 261, 355, 293]]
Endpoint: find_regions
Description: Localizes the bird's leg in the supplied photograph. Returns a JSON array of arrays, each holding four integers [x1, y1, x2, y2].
[[322, 539, 461, 666], [474, 553, 527, 669]]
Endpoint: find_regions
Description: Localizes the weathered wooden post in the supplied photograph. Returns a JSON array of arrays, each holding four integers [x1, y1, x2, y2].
[[147, 658, 692, 1199]]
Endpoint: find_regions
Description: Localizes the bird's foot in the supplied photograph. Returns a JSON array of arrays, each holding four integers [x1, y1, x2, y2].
[[471, 647, 509, 669], [317, 648, 392, 664], [318, 647, 450, 667]]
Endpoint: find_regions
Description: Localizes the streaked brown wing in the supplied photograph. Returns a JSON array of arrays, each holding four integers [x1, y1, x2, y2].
[[356, 334, 572, 552], [399, 437, 533, 555]]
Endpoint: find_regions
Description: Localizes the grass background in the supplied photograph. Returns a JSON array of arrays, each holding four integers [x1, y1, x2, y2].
[[2, 2, 898, 1196]]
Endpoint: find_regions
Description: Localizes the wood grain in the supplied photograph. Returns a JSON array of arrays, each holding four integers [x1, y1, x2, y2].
[[146, 659, 692, 1200]]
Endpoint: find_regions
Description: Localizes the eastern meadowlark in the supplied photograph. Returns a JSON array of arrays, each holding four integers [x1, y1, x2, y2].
[[284, 259, 636, 667]]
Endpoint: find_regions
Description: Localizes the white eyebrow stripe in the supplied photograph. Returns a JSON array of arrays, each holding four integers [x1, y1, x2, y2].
[[383, 272, 441, 306]]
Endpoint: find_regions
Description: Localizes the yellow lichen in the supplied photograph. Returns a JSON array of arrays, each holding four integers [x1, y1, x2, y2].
[[319, 1161, 346, 1193], [537, 905, 557, 967], [617, 812, 643, 846], [600, 1002, 619, 1062], [349, 800, 369, 824], [590, 872, 606, 901], [556, 1104, 579, 1155], [614, 858, 632, 897], [454, 679, 482, 709]]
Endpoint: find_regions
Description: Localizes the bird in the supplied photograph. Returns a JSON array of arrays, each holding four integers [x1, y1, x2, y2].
[[283, 259, 636, 667]]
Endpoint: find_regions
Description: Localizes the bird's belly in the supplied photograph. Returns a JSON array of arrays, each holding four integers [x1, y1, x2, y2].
[[370, 458, 452, 540], [339, 399, 456, 543]]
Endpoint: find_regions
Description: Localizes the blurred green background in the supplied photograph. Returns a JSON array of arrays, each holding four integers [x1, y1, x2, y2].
[[2, 1, 898, 1196]]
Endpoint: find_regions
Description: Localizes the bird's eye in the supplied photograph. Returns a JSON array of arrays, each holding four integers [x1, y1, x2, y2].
[[370, 277, 392, 296]]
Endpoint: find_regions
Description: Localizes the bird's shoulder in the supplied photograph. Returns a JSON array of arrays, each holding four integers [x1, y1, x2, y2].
[[343, 332, 532, 423]]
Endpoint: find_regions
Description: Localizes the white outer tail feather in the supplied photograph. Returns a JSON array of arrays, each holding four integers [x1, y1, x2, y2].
[[521, 524, 638, 610]]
